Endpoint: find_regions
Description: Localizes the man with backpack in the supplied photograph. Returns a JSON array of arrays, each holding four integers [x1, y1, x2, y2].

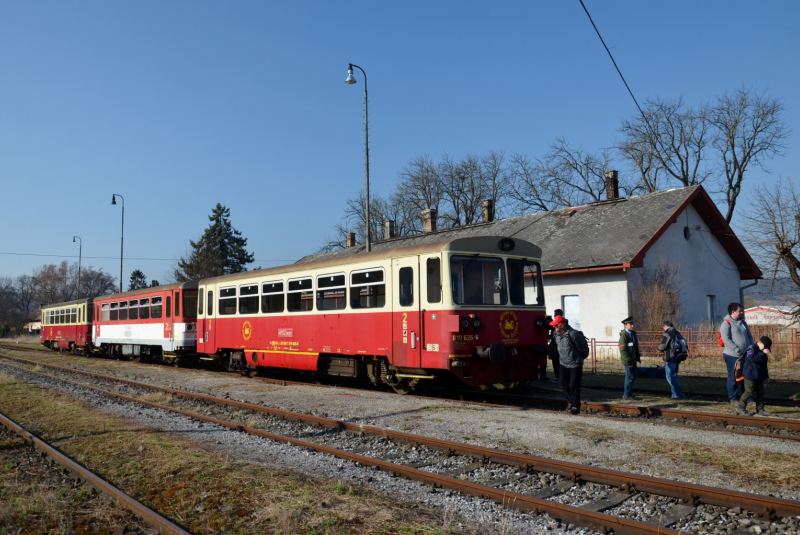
[[720, 303, 754, 404], [657, 320, 686, 400], [736, 336, 772, 416], [618, 317, 641, 400], [550, 314, 590, 415]]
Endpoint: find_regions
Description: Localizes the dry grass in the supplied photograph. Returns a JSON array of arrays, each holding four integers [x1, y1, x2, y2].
[[0, 372, 481, 534], [642, 436, 800, 489]]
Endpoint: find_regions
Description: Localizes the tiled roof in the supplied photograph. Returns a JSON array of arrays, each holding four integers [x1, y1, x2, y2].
[[297, 186, 760, 279]]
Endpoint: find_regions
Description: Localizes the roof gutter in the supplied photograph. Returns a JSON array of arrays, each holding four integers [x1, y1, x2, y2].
[[740, 279, 758, 306], [543, 263, 629, 277]]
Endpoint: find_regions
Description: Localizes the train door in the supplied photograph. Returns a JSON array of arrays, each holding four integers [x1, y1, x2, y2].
[[197, 286, 206, 353], [392, 255, 421, 368], [163, 293, 173, 347], [204, 286, 216, 351]]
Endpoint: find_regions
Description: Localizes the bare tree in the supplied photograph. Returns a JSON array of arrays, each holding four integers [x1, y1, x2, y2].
[[741, 178, 800, 314], [630, 261, 685, 331], [618, 96, 713, 192], [709, 87, 790, 223], [534, 138, 618, 207]]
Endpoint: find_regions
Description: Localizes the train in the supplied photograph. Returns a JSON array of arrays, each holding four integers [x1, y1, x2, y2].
[[40, 236, 549, 392]]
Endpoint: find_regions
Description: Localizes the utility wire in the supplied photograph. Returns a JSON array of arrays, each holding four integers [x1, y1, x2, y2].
[[0, 251, 296, 264]]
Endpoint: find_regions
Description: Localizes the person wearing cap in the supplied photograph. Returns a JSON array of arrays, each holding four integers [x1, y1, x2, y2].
[[550, 314, 590, 415], [737, 336, 772, 416], [618, 317, 641, 400], [546, 308, 565, 383]]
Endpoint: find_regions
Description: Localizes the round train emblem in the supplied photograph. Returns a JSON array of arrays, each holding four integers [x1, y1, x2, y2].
[[242, 321, 252, 341], [498, 311, 519, 340]]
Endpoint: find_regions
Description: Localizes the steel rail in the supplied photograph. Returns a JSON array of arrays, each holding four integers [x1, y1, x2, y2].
[[0, 409, 192, 535], [4, 358, 799, 521]]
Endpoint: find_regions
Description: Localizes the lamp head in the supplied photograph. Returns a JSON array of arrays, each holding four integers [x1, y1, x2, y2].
[[72, 236, 76, 243], [345, 66, 356, 84], [111, 194, 116, 205]]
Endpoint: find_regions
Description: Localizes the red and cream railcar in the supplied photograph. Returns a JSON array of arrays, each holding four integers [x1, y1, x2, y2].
[[40, 298, 94, 353], [196, 236, 548, 391], [92, 282, 199, 363]]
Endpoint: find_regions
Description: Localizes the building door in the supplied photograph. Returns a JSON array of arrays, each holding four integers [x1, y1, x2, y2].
[[562, 295, 581, 331]]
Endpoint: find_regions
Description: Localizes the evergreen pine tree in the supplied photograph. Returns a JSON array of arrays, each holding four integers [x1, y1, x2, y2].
[[174, 204, 254, 282], [128, 269, 149, 291]]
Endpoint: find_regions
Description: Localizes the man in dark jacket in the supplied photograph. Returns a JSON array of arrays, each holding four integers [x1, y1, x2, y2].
[[551, 314, 589, 415], [737, 336, 772, 416], [546, 308, 564, 384], [657, 320, 685, 400], [618, 317, 641, 400]]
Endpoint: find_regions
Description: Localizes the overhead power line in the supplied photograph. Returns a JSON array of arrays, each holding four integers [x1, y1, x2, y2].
[[0, 251, 296, 264]]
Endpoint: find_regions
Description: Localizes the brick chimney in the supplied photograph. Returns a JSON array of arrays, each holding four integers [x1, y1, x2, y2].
[[346, 232, 356, 248], [421, 209, 437, 233], [384, 220, 395, 240], [605, 170, 620, 200], [481, 199, 495, 223]]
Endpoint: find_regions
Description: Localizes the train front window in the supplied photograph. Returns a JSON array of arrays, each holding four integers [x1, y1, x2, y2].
[[450, 255, 508, 306], [507, 259, 544, 306]]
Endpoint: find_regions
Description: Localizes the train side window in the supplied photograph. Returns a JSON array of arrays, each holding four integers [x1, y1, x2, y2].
[[261, 282, 284, 313], [399, 267, 414, 307], [317, 273, 346, 310], [219, 287, 236, 315], [174, 291, 179, 317], [426, 258, 441, 304], [54, 310, 58, 324], [239, 284, 259, 314], [140, 298, 150, 320], [507, 259, 543, 306], [198, 289, 204, 316], [77, 307, 81, 323], [207, 291, 213, 316], [165, 296, 171, 318], [152, 297, 162, 319], [110, 303, 118, 321], [129, 300, 139, 320], [350, 269, 385, 308], [119, 301, 128, 321], [287, 277, 313, 312], [102, 304, 109, 321]]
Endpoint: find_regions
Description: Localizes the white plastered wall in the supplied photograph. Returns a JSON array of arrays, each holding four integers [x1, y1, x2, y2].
[[627, 203, 742, 328], [543, 270, 630, 341]]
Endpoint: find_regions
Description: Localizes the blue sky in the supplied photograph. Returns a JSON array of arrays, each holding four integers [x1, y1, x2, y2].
[[1, 1, 798, 284]]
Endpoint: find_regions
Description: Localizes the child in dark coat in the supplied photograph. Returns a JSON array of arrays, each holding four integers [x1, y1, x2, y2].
[[736, 336, 772, 416]]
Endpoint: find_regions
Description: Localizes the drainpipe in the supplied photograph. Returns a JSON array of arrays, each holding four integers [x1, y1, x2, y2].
[[740, 279, 758, 307]]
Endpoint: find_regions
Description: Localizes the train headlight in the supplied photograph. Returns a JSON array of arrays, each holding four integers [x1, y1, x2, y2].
[[451, 359, 467, 368], [498, 238, 515, 252], [472, 316, 482, 330], [535, 316, 544, 330], [459, 317, 471, 332]]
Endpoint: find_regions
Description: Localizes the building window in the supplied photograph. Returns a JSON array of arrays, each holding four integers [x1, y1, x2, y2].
[[350, 269, 385, 308], [707, 295, 716, 322], [561, 295, 581, 331], [317, 273, 346, 310], [219, 287, 236, 315], [261, 282, 284, 313], [287, 277, 313, 312]]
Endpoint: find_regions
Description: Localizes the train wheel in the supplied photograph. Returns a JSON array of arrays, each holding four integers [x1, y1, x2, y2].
[[391, 382, 413, 395]]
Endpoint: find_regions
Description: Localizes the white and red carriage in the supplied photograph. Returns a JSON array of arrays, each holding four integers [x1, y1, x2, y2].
[[196, 236, 548, 391]]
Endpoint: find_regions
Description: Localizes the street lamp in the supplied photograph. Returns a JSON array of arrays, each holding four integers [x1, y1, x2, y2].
[[111, 194, 124, 293], [72, 236, 82, 298], [345, 63, 371, 252]]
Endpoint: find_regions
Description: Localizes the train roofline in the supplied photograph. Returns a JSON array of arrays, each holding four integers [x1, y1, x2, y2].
[[41, 297, 95, 310], [94, 281, 199, 301], [198, 236, 543, 286]]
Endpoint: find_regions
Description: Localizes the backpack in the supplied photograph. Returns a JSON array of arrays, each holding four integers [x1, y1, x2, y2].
[[734, 356, 745, 382], [672, 333, 689, 362], [568, 329, 590, 360], [718, 318, 748, 347]]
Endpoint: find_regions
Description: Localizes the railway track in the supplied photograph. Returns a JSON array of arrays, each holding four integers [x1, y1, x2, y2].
[[0, 407, 191, 535], [3, 345, 800, 443], [1, 354, 799, 534]]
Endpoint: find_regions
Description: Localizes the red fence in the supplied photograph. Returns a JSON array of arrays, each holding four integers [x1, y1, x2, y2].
[[587, 330, 800, 381]]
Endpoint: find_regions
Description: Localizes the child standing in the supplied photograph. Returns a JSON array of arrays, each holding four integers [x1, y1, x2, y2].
[[736, 336, 772, 416]]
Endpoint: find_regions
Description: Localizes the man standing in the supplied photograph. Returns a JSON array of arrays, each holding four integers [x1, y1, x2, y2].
[[720, 303, 753, 403], [547, 308, 565, 384], [550, 314, 589, 415], [657, 320, 686, 400], [618, 317, 641, 400]]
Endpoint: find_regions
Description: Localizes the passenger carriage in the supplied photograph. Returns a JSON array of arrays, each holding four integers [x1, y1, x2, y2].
[[91, 282, 199, 363], [40, 298, 94, 353], [196, 236, 548, 392]]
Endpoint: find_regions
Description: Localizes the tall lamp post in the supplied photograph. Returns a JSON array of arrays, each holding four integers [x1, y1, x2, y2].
[[111, 194, 124, 293], [345, 63, 371, 252], [72, 236, 82, 298]]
